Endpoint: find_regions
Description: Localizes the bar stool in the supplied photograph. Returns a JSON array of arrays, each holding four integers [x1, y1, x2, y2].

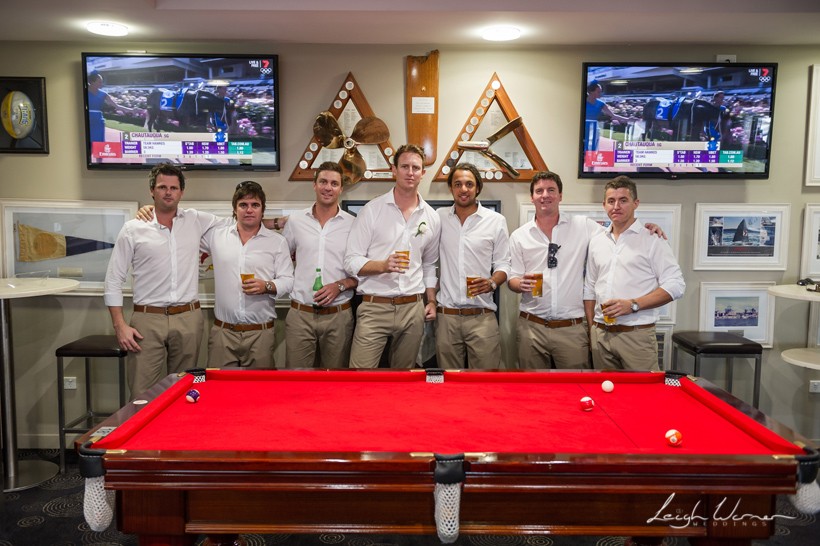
[[56, 335, 127, 473], [671, 331, 763, 408]]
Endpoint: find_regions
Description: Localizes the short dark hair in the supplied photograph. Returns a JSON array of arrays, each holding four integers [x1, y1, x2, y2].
[[604, 175, 638, 201], [313, 161, 344, 183], [392, 144, 425, 167], [447, 163, 483, 196], [232, 180, 266, 219], [149, 163, 185, 190], [530, 171, 562, 196]]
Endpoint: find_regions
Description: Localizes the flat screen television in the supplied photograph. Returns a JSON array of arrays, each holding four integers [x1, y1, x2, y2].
[[82, 53, 279, 171], [579, 62, 777, 180]]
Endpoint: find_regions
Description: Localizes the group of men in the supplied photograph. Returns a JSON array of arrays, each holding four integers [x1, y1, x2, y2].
[[104, 144, 684, 399]]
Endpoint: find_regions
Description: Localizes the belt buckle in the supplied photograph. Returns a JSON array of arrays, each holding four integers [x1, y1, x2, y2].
[[164, 306, 172, 316]]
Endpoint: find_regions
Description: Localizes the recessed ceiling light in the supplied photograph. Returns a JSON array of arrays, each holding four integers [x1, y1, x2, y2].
[[482, 25, 521, 42], [86, 21, 129, 37]]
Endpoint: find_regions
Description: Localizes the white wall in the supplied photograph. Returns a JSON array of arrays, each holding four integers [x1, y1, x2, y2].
[[1, 41, 819, 446]]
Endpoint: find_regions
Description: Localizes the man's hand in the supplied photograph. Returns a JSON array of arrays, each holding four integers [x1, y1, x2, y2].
[[136, 205, 155, 222], [424, 302, 437, 321], [242, 277, 269, 295], [467, 277, 494, 297], [644, 223, 667, 239], [313, 283, 342, 307], [115, 324, 143, 352]]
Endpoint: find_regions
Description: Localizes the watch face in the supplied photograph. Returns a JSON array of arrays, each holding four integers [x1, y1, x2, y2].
[[631, 302, 639, 312]]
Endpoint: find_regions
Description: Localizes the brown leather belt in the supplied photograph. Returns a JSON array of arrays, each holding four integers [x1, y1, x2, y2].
[[291, 301, 352, 315], [519, 312, 583, 328], [594, 321, 655, 333], [438, 306, 493, 316], [361, 294, 422, 305], [214, 319, 274, 332], [134, 301, 201, 315]]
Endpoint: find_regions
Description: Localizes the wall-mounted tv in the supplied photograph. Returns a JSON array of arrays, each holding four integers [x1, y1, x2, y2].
[[579, 62, 777, 180], [82, 53, 279, 171]]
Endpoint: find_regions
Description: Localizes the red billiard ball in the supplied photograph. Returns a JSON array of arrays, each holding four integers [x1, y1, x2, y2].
[[579, 396, 595, 411], [665, 429, 683, 447], [186, 389, 200, 403]]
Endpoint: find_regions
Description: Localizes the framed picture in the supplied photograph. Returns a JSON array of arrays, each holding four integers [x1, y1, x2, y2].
[[342, 199, 501, 216], [801, 204, 820, 278], [806, 65, 820, 186], [0, 199, 137, 295], [0, 77, 48, 153], [693, 203, 789, 271], [518, 202, 681, 324], [184, 201, 309, 306], [699, 281, 775, 348]]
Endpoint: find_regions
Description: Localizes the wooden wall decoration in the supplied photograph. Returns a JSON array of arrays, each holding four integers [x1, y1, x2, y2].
[[433, 73, 547, 182], [290, 73, 396, 183], [405, 50, 439, 166]]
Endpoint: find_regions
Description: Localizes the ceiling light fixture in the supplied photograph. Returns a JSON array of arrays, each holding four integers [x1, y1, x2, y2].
[[481, 25, 521, 42], [86, 21, 129, 37]]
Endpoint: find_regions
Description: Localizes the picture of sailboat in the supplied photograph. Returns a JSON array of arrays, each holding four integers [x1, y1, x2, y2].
[[707, 215, 776, 257]]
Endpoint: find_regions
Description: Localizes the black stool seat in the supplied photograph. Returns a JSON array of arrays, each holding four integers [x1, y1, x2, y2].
[[671, 331, 763, 408], [56, 335, 126, 358], [672, 331, 763, 356], [56, 335, 127, 473]]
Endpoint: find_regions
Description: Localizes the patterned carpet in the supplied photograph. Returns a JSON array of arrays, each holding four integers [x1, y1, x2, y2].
[[3, 449, 817, 546]]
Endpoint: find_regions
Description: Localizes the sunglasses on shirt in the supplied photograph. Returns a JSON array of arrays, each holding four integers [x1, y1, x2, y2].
[[548, 243, 561, 269]]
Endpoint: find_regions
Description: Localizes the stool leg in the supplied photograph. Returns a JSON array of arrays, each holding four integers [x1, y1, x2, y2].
[[57, 356, 66, 474], [694, 354, 701, 378], [84, 357, 93, 420], [753, 355, 762, 408], [726, 357, 734, 393], [118, 356, 127, 408]]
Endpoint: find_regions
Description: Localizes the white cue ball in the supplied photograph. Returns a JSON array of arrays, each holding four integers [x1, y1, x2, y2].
[[601, 380, 614, 393]]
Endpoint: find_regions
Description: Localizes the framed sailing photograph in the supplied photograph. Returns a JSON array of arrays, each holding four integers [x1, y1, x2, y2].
[[693, 204, 789, 270], [699, 281, 775, 347]]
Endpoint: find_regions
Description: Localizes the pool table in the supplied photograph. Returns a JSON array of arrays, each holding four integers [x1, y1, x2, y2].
[[78, 368, 818, 546]]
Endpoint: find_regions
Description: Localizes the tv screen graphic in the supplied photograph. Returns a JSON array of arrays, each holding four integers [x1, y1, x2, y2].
[[580, 63, 777, 180], [82, 53, 279, 171]]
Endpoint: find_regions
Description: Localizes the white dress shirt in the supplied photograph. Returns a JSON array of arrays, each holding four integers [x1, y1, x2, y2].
[[509, 214, 603, 320], [584, 219, 685, 325], [283, 205, 355, 306], [437, 203, 511, 310], [344, 189, 440, 296], [202, 222, 294, 323], [104, 208, 219, 307]]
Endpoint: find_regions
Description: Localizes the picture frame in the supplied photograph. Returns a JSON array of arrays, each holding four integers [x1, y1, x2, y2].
[[699, 281, 775, 348], [805, 65, 820, 186], [0, 199, 137, 295], [800, 204, 820, 278], [0, 77, 48, 153], [693, 203, 789, 271], [184, 201, 310, 306], [518, 202, 681, 324]]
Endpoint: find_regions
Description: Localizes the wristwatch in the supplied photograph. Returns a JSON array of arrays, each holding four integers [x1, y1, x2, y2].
[[489, 280, 498, 291], [337, 283, 346, 293], [630, 300, 640, 313], [265, 281, 273, 294]]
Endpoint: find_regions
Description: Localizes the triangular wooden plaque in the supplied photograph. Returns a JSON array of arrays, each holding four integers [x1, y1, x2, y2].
[[433, 73, 547, 182], [290, 73, 397, 183]]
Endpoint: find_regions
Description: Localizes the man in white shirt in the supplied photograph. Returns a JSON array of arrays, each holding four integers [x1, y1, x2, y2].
[[105, 163, 220, 398], [584, 176, 685, 370], [282, 162, 358, 368], [436, 163, 510, 369], [202, 180, 294, 368], [508, 171, 603, 369], [344, 144, 441, 368]]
